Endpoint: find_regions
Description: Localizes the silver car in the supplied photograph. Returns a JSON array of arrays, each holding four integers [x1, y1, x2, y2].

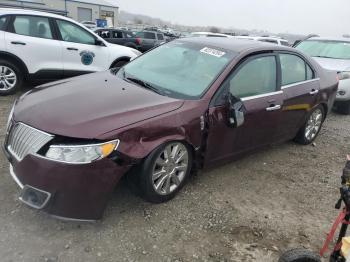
[[296, 37, 350, 114]]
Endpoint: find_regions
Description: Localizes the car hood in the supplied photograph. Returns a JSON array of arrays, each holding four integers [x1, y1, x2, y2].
[[107, 42, 141, 57], [312, 57, 350, 72], [13, 71, 184, 139]]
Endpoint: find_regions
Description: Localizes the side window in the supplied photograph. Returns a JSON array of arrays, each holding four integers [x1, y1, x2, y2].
[[306, 64, 314, 80], [99, 30, 110, 39], [56, 20, 95, 45], [144, 32, 156, 39], [113, 31, 123, 38], [280, 54, 313, 86], [157, 34, 164, 40], [0, 16, 7, 31], [13, 16, 53, 39], [228, 56, 277, 98]]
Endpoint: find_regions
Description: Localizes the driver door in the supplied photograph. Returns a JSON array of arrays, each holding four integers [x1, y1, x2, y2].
[[205, 54, 284, 167], [54, 19, 110, 77]]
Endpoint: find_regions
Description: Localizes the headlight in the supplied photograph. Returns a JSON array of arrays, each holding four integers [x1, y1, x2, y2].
[[45, 140, 119, 164], [7, 101, 15, 129], [338, 71, 350, 80]]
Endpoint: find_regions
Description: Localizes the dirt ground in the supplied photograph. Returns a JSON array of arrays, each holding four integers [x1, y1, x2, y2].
[[0, 89, 349, 262]]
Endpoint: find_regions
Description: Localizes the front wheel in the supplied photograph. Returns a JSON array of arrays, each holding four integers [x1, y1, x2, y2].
[[279, 249, 321, 262], [0, 60, 23, 95], [294, 105, 325, 145], [138, 141, 192, 203]]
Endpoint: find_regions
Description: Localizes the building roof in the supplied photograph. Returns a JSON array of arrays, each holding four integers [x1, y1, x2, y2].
[[67, 0, 118, 8]]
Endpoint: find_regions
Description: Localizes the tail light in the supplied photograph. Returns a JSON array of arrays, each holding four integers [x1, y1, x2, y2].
[[136, 37, 142, 45]]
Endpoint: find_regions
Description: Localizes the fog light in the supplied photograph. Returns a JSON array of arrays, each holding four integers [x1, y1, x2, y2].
[[19, 185, 51, 209], [338, 90, 346, 96]]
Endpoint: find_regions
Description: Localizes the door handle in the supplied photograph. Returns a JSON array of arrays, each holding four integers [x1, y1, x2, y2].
[[266, 105, 281, 111], [11, 41, 26, 45], [67, 47, 78, 51], [310, 89, 319, 95]]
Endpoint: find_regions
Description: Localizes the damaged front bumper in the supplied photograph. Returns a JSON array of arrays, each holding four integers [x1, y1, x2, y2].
[[3, 144, 130, 220]]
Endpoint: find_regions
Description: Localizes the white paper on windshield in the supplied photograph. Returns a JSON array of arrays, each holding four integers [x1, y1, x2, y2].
[[200, 47, 226, 58]]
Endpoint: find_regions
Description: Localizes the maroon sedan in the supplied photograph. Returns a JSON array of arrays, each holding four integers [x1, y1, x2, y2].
[[3, 38, 338, 220]]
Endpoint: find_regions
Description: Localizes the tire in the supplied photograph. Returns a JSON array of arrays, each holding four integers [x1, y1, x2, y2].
[[294, 105, 325, 145], [279, 249, 321, 262], [111, 60, 129, 69], [137, 141, 193, 203], [0, 59, 23, 96], [335, 101, 350, 115]]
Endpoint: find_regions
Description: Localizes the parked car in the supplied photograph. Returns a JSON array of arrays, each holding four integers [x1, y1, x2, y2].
[[236, 36, 290, 46], [295, 37, 350, 114], [80, 20, 97, 30], [3, 38, 338, 220], [95, 28, 142, 49], [190, 32, 232, 38], [133, 30, 166, 52], [0, 8, 141, 95]]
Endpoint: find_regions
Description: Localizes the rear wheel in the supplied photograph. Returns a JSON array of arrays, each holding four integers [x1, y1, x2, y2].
[[294, 105, 324, 145], [0, 60, 23, 95], [279, 249, 321, 262], [137, 141, 192, 203]]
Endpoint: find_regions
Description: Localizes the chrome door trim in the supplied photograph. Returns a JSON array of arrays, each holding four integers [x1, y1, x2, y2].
[[241, 91, 283, 101], [281, 78, 320, 90]]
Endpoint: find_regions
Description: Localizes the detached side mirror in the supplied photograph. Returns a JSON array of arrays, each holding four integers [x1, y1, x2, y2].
[[227, 93, 245, 128]]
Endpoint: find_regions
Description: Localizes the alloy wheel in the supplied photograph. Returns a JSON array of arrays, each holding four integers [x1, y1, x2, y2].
[[152, 142, 189, 195], [305, 109, 323, 141], [0, 66, 17, 91]]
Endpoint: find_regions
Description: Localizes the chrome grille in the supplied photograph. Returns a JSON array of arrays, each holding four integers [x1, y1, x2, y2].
[[6, 123, 53, 161]]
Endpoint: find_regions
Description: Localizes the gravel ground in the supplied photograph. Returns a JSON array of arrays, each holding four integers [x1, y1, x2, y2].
[[0, 90, 349, 262]]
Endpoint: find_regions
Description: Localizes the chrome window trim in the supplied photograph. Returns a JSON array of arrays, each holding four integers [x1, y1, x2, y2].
[[281, 78, 320, 90], [9, 164, 24, 189], [241, 91, 283, 101]]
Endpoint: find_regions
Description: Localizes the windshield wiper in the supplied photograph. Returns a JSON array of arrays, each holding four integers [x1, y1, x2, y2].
[[124, 75, 165, 96]]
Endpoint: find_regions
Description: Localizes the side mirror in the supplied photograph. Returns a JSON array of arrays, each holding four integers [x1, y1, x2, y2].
[[95, 39, 105, 46], [227, 93, 245, 128]]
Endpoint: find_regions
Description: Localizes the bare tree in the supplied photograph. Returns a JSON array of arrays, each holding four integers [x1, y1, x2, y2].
[[209, 27, 220, 33]]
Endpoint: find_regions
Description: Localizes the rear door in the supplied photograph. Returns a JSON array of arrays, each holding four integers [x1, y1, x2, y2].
[[277, 52, 320, 140], [54, 19, 110, 76], [4, 15, 63, 77], [205, 54, 284, 165]]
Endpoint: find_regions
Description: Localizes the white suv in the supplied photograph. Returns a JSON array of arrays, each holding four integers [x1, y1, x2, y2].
[[0, 8, 141, 95]]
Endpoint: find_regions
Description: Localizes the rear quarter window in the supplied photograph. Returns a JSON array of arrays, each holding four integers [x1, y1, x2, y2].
[[144, 32, 156, 39], [0, 16, 8, 31]]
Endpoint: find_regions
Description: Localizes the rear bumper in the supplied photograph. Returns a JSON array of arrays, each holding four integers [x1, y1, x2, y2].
[[3, 145, 130, 220]]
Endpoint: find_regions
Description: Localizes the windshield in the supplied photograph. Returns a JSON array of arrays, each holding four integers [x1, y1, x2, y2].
[[296, 40, 350, 59], [121, 41, 236, 99]]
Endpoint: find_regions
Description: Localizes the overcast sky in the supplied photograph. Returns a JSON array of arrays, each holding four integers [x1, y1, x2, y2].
[[106, 0, 349, 36]]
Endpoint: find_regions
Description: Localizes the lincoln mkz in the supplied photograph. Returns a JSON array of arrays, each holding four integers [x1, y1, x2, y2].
[[3, 38, 338, 220]]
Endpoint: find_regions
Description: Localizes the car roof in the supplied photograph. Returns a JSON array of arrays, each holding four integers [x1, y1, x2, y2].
[[307, 36, 350, 42], [192, 32, 229, 37], [0, 8, 74, 22], [179, 37, 293, 53]]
